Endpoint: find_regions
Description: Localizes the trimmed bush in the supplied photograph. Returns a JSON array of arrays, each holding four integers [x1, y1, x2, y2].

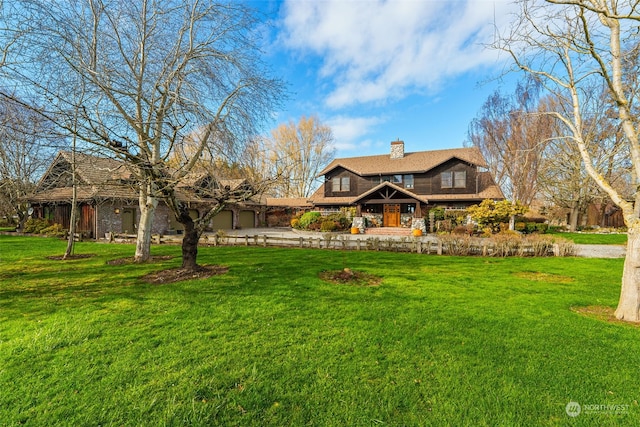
[[320, 220, 337, 232], [41, 223, 67, 237], [23, 218, 53, 234], [298, 211, 322, 229]]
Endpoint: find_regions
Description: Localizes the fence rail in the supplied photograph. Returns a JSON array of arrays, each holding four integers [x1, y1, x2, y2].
[[107, 232, 574, 257]]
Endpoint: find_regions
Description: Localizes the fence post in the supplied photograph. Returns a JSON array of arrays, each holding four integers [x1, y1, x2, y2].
[[244, 235, 249, 246], [263, 235, 267, 247], [437, 240, 443, 255], [417, 240, 422, 254]]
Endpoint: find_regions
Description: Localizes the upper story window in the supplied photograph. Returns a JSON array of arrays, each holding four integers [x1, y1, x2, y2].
[[403, 174, 414, 189], [441, 171, 466, 189], [332, 176, 350, 192], [380, 175, 402, 184]]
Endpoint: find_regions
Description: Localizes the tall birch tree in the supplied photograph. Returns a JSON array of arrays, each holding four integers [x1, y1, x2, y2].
[[496, 0, 640, 321]]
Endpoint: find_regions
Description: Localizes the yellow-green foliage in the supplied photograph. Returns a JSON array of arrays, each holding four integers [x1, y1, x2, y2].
[[466, 199, 528, 232]]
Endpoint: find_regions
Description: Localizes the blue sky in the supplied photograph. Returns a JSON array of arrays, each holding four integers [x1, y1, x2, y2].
[[257, 0, 519, 158]]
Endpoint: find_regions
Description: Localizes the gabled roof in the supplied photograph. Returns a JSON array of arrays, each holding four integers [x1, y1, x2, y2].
[[318, 147, 487, 177], [34, 151, 132, 192], [352, 181, 430, 204], [30, 151, 259, 204]]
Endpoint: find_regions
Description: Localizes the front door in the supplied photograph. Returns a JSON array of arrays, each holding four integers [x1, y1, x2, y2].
[[383, 204, 400, 227], [121, 208, 136, 234]]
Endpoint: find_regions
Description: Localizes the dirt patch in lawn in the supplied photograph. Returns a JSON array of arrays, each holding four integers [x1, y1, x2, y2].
[[513, 271, 575, 284], [319, 268, 382, 287], [142, 265, 229, 284], [106, 255, 174, 265], [572, 305, 640, 328], [47, 254, 96, 260]]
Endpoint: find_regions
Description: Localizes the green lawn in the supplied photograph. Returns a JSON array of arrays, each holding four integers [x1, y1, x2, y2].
[[547, 231, 627, 245], [0, 236, 638, 426]]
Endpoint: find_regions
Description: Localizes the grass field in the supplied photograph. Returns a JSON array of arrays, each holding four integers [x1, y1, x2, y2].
[[0, 235, 638, 426], [547, 231, 627, 245]]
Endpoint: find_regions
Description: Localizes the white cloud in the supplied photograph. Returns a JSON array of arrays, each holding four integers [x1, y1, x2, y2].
[[326, 114, 385, 151], [280, 0, 515, 109]]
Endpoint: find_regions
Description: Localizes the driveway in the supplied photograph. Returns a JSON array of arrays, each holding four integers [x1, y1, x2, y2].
[[575, 244, 626, 258], [224, 228, 626, 258]]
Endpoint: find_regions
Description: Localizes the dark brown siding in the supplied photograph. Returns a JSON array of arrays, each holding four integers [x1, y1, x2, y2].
[[321, 158, 482, 200], [421, 159, 478, 196], [324, 167, 360, 197]]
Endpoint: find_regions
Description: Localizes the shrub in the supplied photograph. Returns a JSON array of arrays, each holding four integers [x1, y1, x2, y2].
[[320, 220, 337, 232], [24, 218, 53, 234], [325, 213, 350, 230], [290, 218, 300, 229], [41, 223, 67, 237], [428, 207, 445, 221], [298, 211, 322, 229], [467, 199, 528, 233], [439, 234, 476, 255]]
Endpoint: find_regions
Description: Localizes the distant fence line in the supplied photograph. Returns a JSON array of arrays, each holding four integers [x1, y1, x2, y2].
[[107, 232, 575, 257]]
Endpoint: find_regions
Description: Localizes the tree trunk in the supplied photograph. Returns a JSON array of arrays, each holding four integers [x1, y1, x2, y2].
[[568, 204, 579, 232], [63, 203, 77, 259], [178, 212, 200, 271], [134, 188, 157, 263], [63, 176, 78, 260], [615, 229, 640, 322]]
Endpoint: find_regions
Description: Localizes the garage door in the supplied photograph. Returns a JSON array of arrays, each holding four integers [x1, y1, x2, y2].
[[239, 210, 255, 229], [210, 210, 233, 230]]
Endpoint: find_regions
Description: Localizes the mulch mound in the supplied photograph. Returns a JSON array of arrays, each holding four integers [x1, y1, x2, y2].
[[47, 254, 96, 260], [319, 268, 382, 287], [106, 255, 174, 265], [572, 305, 640, 327], [142, 265, 229, 285]]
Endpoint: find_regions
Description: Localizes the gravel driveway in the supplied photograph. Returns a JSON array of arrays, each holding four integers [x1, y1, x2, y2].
[[575, 244, 626, 258]]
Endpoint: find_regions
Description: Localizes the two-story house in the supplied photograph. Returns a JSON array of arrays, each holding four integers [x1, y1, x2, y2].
[[309, 141, 504, 228]]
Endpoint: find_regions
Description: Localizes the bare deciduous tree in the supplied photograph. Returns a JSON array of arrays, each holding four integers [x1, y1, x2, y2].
[[3, 0, 283, 268], [496, 0, 640, 321], [468, 78, 553, 207], [0, 97, 56, 229], [263, 115, 335, 198]]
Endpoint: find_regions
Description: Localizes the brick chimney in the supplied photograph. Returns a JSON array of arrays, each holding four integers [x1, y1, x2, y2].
[[390, 139, 404, 159]]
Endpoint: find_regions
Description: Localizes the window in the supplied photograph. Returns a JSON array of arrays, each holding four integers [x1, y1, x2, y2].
[[332, 176, 350, 192], [332, 177, 340, 192], [379, 175, 403, 184], [441, 171, 466, 189], [404, 174, 414, 189], [441, 171, 453, 188], [341, 176, 350, 191]]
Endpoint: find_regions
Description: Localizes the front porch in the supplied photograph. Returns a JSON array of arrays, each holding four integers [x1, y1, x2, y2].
[[354, 182, 429, 228]]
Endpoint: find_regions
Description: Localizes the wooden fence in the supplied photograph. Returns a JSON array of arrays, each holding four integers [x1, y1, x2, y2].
[[107, 232, 575, 257]]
